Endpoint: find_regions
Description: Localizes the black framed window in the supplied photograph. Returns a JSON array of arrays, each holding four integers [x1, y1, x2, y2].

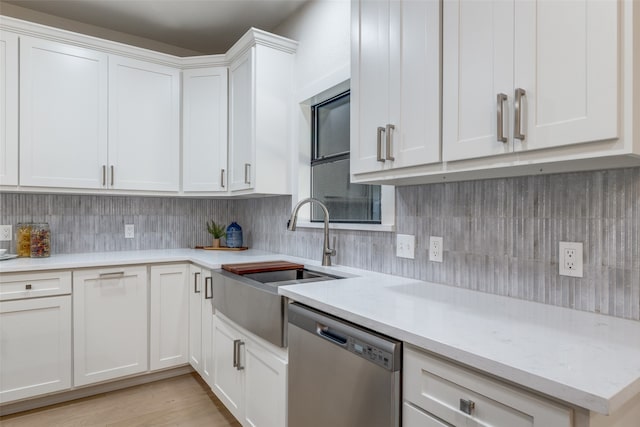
[[310, 91, 381, 223]]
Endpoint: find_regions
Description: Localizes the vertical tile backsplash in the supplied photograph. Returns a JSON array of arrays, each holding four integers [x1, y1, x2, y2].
[[237, 168, 640, 321], [1, 167, 638, 320], [0, 194, 238, 253]]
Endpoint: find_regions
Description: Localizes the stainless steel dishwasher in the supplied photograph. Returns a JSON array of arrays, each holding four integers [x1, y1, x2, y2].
[[287, 302, 401, 427]]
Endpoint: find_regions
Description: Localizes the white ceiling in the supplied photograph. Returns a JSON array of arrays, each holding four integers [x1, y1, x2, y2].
[[2, 0, 310, 54]]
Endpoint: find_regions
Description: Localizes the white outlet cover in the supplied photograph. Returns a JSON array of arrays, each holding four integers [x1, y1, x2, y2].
[[429, 236, 443, 262], [125, 224, 135, 239], [0, 225, 12, 241], [396, 234, 415, 259], [559, 241, 583, 277]]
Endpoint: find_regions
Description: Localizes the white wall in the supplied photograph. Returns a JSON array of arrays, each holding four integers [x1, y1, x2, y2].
[[273, 0, 351, 214]]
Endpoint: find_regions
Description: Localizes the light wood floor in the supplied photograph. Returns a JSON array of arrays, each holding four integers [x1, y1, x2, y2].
[[0, 373, 241, 427]]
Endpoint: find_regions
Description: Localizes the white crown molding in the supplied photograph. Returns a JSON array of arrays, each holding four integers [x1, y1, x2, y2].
[[1, 16, 297, 70]]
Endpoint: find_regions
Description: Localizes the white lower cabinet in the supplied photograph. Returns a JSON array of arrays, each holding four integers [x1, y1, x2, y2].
[[212, 314, 288, 427], [403, 345, 572, 427], [188, 265, 215, 387], [73, 266, 148, 386], [150, 264, 189, 371], [0, 270, 72, 403]]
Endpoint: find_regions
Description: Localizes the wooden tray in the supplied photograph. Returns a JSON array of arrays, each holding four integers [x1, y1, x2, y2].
[[195, 246, 249, 251], [221, 260, 304, 275]]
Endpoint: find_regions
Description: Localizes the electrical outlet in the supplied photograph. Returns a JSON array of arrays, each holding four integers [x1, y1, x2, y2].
[[429, 236, 443, 262], [559, 242, 583, 277], [124, 224, 135, 239], [396, 234, 415, 259], [0, 225, 12, 241]]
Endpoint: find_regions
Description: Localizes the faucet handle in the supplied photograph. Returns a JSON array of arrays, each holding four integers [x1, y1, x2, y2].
[[330, 236, 337, 256]]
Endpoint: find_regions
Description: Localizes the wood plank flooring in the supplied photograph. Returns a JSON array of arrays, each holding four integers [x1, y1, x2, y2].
[[0, 373, 241, 427]]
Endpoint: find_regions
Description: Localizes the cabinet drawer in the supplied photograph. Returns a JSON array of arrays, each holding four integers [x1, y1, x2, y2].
[[404, 345, 572, 427], [404, 402, 453, 427], [0, 271, 72, 300]]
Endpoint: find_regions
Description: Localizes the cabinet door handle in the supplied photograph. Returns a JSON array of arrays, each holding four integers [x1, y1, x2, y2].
[[110, 165, 115, 187], [204, 276, 213, 299], [233, 339, 243, 369], [385, 124, 395, 161], [376, 127, 386, 162], [233, 340, 242, 370], [514, 88, 526, 141], [220, 169, 225, 188], [194, 272, 201, 293], [99, 271, 125, 279], [497, 93, 508, 143], [102, 165, 107, 186], [460, 398, 475, 415], [244, 163, 251, 184]]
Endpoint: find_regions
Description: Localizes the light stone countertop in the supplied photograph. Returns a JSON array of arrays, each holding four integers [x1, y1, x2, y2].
[[1, 249, 639, 415]]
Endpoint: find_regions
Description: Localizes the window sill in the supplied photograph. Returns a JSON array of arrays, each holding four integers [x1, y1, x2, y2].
[[295, 221, 395, 233]]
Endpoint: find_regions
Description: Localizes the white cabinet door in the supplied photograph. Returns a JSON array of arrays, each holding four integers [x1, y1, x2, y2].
[[443, 0, 619, 161], [388, 0, 441, 169], [108, 55, 180, 192], [244, 338, 287, 427], [227, 34, 295, 195], [73, 266, 148, 386], [19, 36, 108, 188], [351, 0, 441, 174], [150, 264, 189, 371], [514, 0, 618, 152], [442, 0, 515, 161], [183, 67, 229, 193], [0, 295, 71, 403], [188, 265, 203, 372], [0, 31, 18, 186], [201, 269, 215, 387], [351, 0, 390, 175], [188, 265, 215, 386], [228, 48, 254, 192], [212, 315, 245, 423]]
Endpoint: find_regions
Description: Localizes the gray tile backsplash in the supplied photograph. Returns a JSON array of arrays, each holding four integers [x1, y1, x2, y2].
[[236, 168, 640, 321], [1, 167, 638, 320]]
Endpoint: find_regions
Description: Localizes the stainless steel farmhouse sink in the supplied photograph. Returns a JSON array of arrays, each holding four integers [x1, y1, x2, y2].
[[212, 264, 346, 347]]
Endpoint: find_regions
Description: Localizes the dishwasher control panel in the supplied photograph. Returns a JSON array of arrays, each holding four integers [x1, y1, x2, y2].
[[348, 337, 394, 370]]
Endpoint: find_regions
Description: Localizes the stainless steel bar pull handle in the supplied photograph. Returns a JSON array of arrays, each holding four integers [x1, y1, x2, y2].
[[204, 276, 213, 299], [244, 163, 251, 184], [220, 169, 225, 188], [514, 88, 526, 141], [99, 271, 125, 279], [233, 339, 245, 370], [497, 93, 508, 143], [460, 398, 475, 415], [233, 339, 240, 367], [110, 165, 114, 187], [102, 165, 107, 186], [376, 127, 386, 162], [194, 272, 200, 293], [385, 124, 395, 161]]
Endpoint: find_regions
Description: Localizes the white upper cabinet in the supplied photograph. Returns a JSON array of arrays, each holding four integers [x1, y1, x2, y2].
[[227, 29, 297, 195], [108, 55, 180, 192], [443, 0, 619, 161], [183, 67, 229, 193], [0, 31, 18, 186], [19, 36, 108, 188], [351, 0, 441, 175]]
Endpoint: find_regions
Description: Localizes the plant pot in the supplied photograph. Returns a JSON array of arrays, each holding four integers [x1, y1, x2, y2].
[[212, 238, 221, 248]]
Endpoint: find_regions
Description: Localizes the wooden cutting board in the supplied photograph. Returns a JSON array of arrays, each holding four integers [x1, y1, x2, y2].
[[221, 260, 304, 275]]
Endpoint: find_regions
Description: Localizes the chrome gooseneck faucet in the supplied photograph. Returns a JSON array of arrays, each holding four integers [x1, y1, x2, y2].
[[287, 198, 336, 266]]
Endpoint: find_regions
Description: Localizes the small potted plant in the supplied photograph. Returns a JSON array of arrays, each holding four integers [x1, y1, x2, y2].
[[206, 221, 226, 248]]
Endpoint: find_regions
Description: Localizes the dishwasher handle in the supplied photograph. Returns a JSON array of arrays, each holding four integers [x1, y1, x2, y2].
[[317, 323, 348, 346]]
